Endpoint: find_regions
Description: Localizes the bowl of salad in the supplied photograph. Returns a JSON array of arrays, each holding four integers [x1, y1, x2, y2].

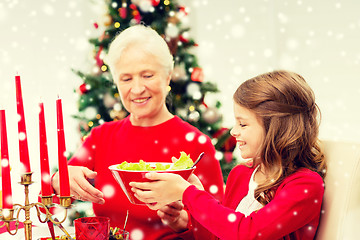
[[108, 152, 196, 204]]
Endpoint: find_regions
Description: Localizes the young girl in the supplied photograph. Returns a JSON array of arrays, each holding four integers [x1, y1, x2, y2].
[[130, 70, 327, 240]]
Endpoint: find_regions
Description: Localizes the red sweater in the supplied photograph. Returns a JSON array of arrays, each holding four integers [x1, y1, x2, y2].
[[68, 115, 224, 240], [183, 165, 324, 240]]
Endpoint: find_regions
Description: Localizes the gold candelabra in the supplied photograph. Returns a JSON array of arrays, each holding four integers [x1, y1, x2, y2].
[[0, 172, 72, 240]]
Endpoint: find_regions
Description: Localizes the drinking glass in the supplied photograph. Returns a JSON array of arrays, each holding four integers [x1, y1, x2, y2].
[[74, 216, 110, 240]]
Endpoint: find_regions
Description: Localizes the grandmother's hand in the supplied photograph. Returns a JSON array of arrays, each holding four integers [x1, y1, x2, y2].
[[157, 201, 189, 233], [130, 172, 191, 210], [52, 166, 105, 204]]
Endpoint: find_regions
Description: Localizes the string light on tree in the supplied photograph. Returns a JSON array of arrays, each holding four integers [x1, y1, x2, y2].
[[114, 22, 121, 28]]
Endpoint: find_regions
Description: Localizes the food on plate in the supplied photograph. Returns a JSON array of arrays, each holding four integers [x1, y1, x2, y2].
[[116, 151, 194, 171], [171, 151, 194, 170], [116, 160, 171, 171]]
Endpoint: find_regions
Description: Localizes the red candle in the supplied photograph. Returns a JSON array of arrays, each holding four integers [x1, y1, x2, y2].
[[56, 97, 70, 197], [15, 75, 31, 173], [39, 102, 52, 196], [0, 109, 13, 209]]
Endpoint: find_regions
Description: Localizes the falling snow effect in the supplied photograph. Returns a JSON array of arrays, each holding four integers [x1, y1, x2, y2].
[[130, 228, 144, 240], [1, 159, 9, 168], [228, 213, 237, 222], [41, 172, 50, 182], [162, 147, 169, 154], [230, 24, 245, 38], [209, 184, 219, 194], [185, 132, 195, 142], [102, 184, 115, 198], [18, 132, 26, 141], [198, 135, 207, 144], [215, 151, 223, 160], [73, 146, 91, 162]]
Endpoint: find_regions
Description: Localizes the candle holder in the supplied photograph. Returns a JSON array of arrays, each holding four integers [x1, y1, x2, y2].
[[0, 172, 72, 240]]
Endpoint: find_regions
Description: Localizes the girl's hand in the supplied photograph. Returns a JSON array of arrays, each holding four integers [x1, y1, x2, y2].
[[129, 172, 191, 210], [157, 201, 189, 233], [187, 173, 205, 191]]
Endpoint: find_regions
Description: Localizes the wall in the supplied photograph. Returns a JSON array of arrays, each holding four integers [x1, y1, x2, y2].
[[0, 0, 100, 224], [183, 0, 360, 143]]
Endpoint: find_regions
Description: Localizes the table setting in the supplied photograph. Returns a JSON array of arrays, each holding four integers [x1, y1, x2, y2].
[[1, 75, 74, 239], [1, 75, 201, 239]]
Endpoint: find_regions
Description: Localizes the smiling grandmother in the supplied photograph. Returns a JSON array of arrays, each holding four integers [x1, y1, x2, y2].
[[51, 24, 224, 240]]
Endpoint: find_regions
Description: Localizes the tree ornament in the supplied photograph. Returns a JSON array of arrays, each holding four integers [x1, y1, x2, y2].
[[152, 0, 160, 6], [101, 14, 113, 26], [110, 109, 127, 120], [178, 6, 189, 16], [77, 83, 90, 95], [179, 34, 189, 43], [138, 0, 154, 12], [119, 8, 127, 19], [101, 65, 108, 72], [165, 23, 179, 38], [186, 82, 201, 97], [92, 66, 100, 75], [168, 16, 180, 24], [132, 10, 142, 23], [111, 1, 118, 8], [103, 93, 117, 108], [191, 67, 204, 82], [176, 108, 188, 118], [130, 3, 137, 10], [188, 110, 200, 122], [203, 107, 220, 124], [112, 102, 121, 111], [224, 152, 233, 164], [95, 46, 104, 67], [172, 63, 187, 81], [213, 127, 236, 156], [79, 121, 90, 132], [166, 36, 179, 56], [186, 82, 202, 100], [84, 107, 98, 119]]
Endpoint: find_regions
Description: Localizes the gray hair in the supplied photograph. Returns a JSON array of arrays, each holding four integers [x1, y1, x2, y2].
[[105, 25, 174, 76]]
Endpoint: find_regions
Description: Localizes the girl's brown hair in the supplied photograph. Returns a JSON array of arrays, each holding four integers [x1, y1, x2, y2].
[[233, 70, 326, 205]]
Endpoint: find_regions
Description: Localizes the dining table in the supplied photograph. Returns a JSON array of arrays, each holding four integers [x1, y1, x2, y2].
[[0, 224, 75, 240]]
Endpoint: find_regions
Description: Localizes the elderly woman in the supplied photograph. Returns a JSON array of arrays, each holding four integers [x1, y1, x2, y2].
[[51, 25, 224, 239]]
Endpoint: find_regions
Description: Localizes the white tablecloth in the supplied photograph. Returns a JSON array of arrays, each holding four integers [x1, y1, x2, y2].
[[0, 226, 75, 240]]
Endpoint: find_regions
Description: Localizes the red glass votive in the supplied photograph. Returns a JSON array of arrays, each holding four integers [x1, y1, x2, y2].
[[74, 216, 110, 240]]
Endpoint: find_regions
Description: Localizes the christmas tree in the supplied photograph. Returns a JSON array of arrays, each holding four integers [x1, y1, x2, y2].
[[73, 0, 237, 181]]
